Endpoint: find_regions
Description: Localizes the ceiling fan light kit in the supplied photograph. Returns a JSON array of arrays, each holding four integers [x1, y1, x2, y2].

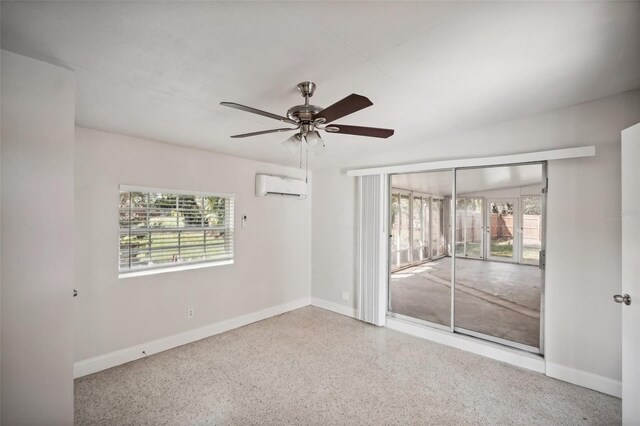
[[281, 133, 302, 155], [220, 81, 395, 155], [305, 131, 325, 155]]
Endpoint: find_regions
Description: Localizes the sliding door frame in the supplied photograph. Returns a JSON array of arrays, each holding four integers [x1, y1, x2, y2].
[[387, 161, 547, 355]]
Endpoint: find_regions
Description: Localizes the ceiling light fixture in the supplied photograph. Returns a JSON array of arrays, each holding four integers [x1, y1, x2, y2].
[[304, 131, 326, 156], [281, 133, 302, 154]]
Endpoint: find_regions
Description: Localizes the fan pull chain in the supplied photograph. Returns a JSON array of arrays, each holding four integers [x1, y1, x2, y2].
[[299, 137, 303, 169], [305, 141, 309, 184]]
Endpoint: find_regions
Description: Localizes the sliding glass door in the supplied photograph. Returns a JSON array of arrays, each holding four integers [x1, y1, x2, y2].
[[388, 164, 546, 353], [388, 171, 453, 327], [456, 170, 543, 350]]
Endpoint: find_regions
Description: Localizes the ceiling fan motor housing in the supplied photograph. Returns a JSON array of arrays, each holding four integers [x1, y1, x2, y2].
[[288, 81, 324, 124], [287, 104, 323, 124]]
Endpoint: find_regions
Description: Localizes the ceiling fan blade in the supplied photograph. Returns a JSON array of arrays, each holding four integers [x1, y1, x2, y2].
[[314, 94, 373, 124], [221, 102, 299, 126], [230, 128, 298, 138], [327, 124, 394, 139]]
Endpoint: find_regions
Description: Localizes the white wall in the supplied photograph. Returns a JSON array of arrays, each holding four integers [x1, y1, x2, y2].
[[312, 90, 640, 391], [75, 127, 311, 362], [1, 50, 76, 424], [311, 168, 357, 306]]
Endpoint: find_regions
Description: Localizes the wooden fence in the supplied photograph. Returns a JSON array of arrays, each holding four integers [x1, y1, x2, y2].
[[522, 214, 542, 245], [490, 213, 513, 239], [455, 212, 541, 243]]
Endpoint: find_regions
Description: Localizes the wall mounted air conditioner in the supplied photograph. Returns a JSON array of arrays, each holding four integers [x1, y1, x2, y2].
[[255, 174, 307, 199]]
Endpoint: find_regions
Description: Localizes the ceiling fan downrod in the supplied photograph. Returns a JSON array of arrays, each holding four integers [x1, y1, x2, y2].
[[297, 81, 316, 105], [287, 82, 323, 125]]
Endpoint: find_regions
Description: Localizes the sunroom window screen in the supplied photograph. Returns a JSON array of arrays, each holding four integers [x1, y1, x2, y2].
[[119, 188, 234, 273]]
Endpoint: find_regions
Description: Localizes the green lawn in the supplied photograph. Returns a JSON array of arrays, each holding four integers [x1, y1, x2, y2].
[[455, 241, 540, 262], [455, 242, 482, 258], [490, 241, 513, 258]]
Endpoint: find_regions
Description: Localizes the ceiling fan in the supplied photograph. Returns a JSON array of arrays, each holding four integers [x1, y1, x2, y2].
[[220, 82, 394, 155]]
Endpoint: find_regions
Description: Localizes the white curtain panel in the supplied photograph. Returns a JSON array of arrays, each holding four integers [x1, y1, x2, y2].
[[356, 174, 388, 326]]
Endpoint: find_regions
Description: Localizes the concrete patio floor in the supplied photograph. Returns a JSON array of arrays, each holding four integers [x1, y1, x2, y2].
[[390, 257, 542, 348]]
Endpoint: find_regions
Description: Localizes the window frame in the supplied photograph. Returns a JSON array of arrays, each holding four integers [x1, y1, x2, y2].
[[118, 185, 235, 278]]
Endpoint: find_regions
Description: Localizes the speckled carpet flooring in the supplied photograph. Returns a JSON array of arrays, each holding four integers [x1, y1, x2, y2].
[[75, 306, 620, 425]]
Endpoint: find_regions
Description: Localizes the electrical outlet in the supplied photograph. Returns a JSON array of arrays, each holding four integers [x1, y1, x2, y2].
[[187, 308, 194, 319], [341, 291, 350, 301]]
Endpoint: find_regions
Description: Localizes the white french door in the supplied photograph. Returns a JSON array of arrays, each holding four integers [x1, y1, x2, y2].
[[486, 198, 519, 262], [455, 197, 484, 259], [520, 195, 543, 265]]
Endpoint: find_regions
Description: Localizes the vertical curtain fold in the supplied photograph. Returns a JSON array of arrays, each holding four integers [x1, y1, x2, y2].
[[356, 174, 388, 326]]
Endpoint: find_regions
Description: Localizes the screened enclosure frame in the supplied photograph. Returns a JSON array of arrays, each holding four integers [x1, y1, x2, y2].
[[389, 188, 413, 271], [387, 162, 547, 355], [390, 188, 446, 272]]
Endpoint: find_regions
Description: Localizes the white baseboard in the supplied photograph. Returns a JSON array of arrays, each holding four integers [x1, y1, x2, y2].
[[546, 362, 621, 398], [311, 297, 357, 318], [74, 297, 311, 378], [388, 316, 621, 398], [386, 316, 546, 373]]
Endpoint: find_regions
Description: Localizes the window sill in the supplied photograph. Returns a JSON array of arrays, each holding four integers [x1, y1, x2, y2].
[[119, 259, 234, 279]]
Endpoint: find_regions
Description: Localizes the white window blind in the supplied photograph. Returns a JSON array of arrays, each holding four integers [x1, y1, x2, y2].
[[119, 186, 234, 276]]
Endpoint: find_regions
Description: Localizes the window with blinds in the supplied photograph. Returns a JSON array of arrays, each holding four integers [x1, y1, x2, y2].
[[119, 186, 234, 276]]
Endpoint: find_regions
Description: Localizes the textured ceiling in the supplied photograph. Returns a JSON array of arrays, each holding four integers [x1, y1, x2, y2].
[[2, 1, 639, 170]]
